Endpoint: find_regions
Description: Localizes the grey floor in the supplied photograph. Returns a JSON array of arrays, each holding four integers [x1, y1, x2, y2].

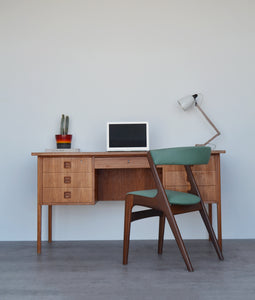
[[0, 240, 255, 300]]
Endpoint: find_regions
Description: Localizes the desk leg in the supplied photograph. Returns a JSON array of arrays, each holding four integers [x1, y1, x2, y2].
[[208, 203, 222, 250], [48, 205, 52, 243], [215, 153, 222, 251], [37, 204, 42, 254], [208, 204, 212, 241], [217, 203, 222, 251], [208, 204, 212, 224]]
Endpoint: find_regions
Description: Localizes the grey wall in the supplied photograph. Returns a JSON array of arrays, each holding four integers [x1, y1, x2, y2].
[[1, 0, 255, 241]]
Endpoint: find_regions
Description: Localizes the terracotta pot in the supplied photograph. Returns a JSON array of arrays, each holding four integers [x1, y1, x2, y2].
[[55, 134, 72, 149]]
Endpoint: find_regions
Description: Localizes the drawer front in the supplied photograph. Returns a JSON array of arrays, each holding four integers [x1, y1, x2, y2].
[[165, 185, 218, 203], [164, 170, 216, 186], [162, 157, 216, 172], [42, 188, 94, 204], [199, 186, 218, 203], [95, 157, 149, 169], [164, 170, 187, 186], [43, 173, 93, 188], [43, 158, 92, 173], [192, 156, 216, 171], [193, 171, 216, 186]]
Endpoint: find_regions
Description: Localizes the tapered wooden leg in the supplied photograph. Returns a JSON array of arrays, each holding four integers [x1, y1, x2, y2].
[[208, 203, 212, 224], [208, 203, 212, 241], [164, 207, 194, 272], [123, 194, 133, 265], [200, 202, 224, 260], [37, 204, 42, 254], [48, 205, 52, 243], [217, 203, 222, 251], [158, 214, 165, 254]]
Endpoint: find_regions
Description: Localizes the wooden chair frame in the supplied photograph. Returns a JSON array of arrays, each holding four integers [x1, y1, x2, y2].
[[123, 151, 224, 271]]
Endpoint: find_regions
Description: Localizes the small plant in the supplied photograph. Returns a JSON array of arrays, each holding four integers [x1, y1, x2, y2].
[[56, 114, 72, 149], [60, 114, 69, 135]]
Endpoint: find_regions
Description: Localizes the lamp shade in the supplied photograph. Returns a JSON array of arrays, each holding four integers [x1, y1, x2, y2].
[[177, 95, 195, 111]]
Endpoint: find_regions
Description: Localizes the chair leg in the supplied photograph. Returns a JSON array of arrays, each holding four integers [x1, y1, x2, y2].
[[200, 203, 224, 260], [158, 214, 165, 254], [123, 194, 133, 265], [164, 207, 194, 272]]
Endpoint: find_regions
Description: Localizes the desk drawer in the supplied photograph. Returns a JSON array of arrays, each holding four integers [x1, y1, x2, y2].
[[192, 156, 216, 171], [162, 157, 216, 172], [164, 170, 216, 186], [43, 158, 92, 173], [42, 188, 94, 204], [165, 185, 218, 203], [199, 185, 218, 203], [43, 173, 93, 188], [95, 157, 149, 169]]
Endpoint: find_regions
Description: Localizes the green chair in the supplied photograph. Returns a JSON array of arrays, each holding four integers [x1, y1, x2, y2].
[[123, 146, 224, 271]]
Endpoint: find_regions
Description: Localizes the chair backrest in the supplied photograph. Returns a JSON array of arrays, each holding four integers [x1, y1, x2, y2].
[[150, 146, 211, 166]]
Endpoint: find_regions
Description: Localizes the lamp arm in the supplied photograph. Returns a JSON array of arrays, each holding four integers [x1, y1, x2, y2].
[[195, 103, 220, 146], [201, 132, 221, 146]]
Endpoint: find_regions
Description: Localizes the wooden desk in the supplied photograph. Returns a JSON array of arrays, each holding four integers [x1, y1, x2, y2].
[[32, 150, 225, 253]]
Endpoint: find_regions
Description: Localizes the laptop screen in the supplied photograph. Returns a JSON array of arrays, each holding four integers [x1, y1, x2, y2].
[[107, 122, 149, 151]]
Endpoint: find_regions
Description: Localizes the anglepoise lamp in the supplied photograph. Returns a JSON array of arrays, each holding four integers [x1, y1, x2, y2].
[[178, 94, 220, 146]]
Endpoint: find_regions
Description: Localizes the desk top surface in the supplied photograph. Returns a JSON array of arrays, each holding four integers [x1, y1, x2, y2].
[[32, 150, 225, 157]]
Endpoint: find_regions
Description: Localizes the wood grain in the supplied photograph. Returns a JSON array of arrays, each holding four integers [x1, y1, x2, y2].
[[32, 150, 225, 253], [96, 168, 161, 201], [95, 157, 149, 169], [42, 188, 94, 204], [43, 173, 93, 188], [43, 157, 92, 173]]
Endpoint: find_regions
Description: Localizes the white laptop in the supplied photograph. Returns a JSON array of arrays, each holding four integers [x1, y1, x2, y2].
[[107, 122, 149, 151]]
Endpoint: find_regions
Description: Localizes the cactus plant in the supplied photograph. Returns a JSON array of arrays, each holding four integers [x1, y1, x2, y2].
[[60, 114, 69, 135], [64, 115, 69, 135], [56, 114, 72, 149]]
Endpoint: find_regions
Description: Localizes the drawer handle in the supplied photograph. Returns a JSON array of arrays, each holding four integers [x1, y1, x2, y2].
[[64, 176, 71, 184], [64, 191, 71, 199], [64, 161, 71, 169]]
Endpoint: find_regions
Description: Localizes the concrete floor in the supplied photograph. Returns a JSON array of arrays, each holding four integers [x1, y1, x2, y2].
[[0, 240, 255, 300]]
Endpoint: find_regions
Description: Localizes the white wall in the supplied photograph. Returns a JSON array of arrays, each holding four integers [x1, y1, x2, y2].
[[1, 0, 255, 241]]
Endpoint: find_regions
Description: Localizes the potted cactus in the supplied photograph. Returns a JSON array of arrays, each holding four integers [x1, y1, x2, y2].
[[55, 114, 72, 149]]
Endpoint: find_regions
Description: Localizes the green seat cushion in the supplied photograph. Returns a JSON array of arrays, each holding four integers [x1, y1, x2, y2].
[[127, 189, 200, 205]]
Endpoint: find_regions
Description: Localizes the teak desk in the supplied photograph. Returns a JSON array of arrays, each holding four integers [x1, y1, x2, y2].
[[32, 150, 225, 253]]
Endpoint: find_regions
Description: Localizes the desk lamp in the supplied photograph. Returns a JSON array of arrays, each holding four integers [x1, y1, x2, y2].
[[178, 94, 220, 146]]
